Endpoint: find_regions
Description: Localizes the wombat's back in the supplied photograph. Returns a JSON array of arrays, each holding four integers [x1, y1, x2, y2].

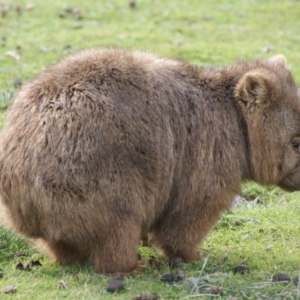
[[0, 49, 190, 240]]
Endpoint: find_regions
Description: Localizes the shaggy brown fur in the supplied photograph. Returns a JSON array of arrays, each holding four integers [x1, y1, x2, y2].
[[0, 49, 300, 274]]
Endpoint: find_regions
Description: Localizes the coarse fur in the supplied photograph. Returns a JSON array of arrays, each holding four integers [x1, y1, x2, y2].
[[0, 49, 300, 274]]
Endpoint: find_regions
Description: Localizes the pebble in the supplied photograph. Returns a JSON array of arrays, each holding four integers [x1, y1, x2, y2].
[[107, 279, 124, 292]]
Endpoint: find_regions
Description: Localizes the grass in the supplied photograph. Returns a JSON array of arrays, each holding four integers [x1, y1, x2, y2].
[[1, 192, 299, 299], [0, 0, 300, 299]]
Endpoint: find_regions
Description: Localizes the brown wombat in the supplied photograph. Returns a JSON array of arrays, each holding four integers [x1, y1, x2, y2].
[[0, 49, 299, 274]]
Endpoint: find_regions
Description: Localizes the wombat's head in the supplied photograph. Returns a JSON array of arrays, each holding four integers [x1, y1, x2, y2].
[[235, 55, 300, 191]]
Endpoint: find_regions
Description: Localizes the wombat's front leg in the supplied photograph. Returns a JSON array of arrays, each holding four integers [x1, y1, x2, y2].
[[151, 210, 221, 263]]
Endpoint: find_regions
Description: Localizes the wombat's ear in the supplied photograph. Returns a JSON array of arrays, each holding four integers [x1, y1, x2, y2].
[[235, 70, 270, 110], [267, 54, 287, 68]]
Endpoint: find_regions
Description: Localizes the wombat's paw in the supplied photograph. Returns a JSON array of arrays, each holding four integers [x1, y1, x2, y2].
[[180, 249, 202, 263], [164, 246, 202, 264], [169, 257, 184, 268], [113, 261, 145, 277]]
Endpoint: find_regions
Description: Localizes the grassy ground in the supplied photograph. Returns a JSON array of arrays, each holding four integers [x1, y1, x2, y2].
[[0, 0, 300, 299]]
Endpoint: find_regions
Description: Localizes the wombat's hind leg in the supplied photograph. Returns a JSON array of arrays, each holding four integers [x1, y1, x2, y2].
[[92, 222, 141, 274], [45, 240, 89, 265]]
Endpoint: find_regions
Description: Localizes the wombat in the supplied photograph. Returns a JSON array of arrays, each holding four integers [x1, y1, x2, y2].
[[0, 49, 299, 274]]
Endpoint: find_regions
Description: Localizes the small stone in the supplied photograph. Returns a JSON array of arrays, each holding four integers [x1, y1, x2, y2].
[[107, 279, 124, 293], [57, 280, 67, 289], [208, 286, 223, 295], [132, 293, 160, 300], [170, 257, 184, 268], [0, 36, 6, 45], [72, 23, 82, 29], [160, 273, 175, 282], [63, 44, 72, 50], [174, 270, 186, 281], [64, 7, 73, 14], [16, 262, 30, 271], [5, 50, 21, 60], [262, 45, 274, 53], [13, 77, 22, 87], [16, 262, 25, 270], [2, 285, 17, 294], [15, 5, 22, 15], [1, 9, 7, 18], [30, 260, 42, 267], [26, 3, 35, 10], [233, 264, 250, 274], [174, 40, 183, 47], [14, 251, 23, 257], [272, 273, 291, 283], [73, 9, 82, 19], [129, 1, 136, 8]]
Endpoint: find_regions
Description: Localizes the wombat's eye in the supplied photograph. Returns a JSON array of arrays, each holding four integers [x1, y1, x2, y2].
[[292, 141, 300, 151]]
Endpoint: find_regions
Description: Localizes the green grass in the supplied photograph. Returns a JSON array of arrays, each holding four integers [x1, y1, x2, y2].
[[0, 196, 299, 299], [1, 0, 300, 299]]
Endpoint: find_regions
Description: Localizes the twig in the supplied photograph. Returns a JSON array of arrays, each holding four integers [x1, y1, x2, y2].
[[198, 255, 209, 279]]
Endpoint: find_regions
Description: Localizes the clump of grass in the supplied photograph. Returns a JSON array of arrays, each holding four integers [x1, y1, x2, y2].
[[241, 182, 287, 205], [0, 87, 15, 111], [0, 227, 33, 261]]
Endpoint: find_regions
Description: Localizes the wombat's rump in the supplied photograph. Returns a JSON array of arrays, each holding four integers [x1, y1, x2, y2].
[[0, 49, 300, 274]]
